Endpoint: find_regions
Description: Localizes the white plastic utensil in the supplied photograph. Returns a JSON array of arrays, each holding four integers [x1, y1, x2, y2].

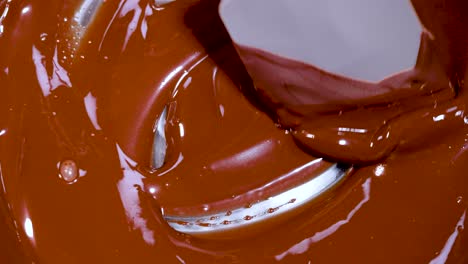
[[219, 0, 421, 82]]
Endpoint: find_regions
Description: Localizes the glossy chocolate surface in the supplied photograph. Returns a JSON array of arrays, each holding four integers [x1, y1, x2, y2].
[[0, 0, 467, 263]]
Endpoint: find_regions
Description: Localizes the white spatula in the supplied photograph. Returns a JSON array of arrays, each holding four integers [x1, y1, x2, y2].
[[219, 0, 422, 104]]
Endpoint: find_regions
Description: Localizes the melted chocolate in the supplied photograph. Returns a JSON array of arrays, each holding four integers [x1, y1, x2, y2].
[[0, 0, 467, 263], [236, 20, 459, 163]]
